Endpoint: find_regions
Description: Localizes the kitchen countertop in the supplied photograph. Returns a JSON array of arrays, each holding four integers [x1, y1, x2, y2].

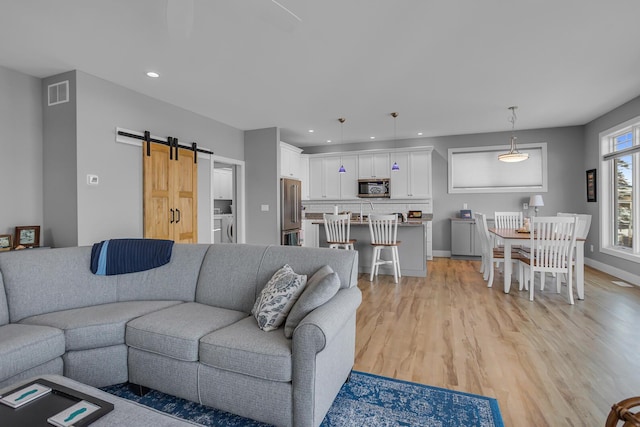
[[305, 213, 432, 225]]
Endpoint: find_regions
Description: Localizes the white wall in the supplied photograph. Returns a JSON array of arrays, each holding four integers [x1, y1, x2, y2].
[[0, 65, 43, 239]]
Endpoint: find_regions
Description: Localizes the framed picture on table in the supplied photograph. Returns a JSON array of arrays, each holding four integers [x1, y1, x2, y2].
[[14, 225, 40, 248], [586, 169, 597, 202], [0, 234, 11, 251]]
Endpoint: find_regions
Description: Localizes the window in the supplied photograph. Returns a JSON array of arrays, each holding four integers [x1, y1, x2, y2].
[[600, 117, 640, 262]]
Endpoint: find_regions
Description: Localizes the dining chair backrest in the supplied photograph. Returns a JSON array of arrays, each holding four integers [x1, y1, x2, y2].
[[494, 211, 523, 229], [474, 212, 490, 254], [323, 213, 351, 243], [368, 214, 398, 245], [557, 213, 592, 239], [529, 216, 578, 271]]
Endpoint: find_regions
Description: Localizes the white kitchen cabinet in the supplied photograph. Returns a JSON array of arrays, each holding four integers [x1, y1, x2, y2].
[[309, 155, 356, 200], [280, 142, 303, 179], [358, 153, 390, 179], [213, 168, 233, 200], [302, 220, 319, 247], [390, 149, 432, 199], [300, 154, 310, 200], [339, 155, 358, 199]]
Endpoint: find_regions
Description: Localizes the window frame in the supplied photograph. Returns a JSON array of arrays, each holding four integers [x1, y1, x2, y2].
[[600, 116, 640, 263]]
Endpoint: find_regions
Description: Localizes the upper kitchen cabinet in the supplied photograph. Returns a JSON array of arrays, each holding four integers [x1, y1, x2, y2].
[[280, 142, 303, 179], [213, 168, 233, 200], [300, 154, 310, 200], [358, 153, 390, 179], [309, 155, 357, 200], [390, 148, 433, 199]]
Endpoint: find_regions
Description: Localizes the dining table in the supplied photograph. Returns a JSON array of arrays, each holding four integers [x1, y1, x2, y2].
[[488, 228, 586, 299]]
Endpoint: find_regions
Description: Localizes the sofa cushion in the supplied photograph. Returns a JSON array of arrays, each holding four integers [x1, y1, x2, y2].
[[284, 268, 340, 338], [195, 244, 269, 313], [116, 244, 210, 303], [20, 301, 183, 351], [0, 323, 65, 382], [0, 271, 8, 326], [252, 265, 307, 331], [126, 302, 248, 362], [199, 316, 292, 382], [0, 247, 118, 322]]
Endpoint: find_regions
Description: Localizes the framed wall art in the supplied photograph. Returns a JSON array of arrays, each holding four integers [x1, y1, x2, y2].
[[586, 169, 597, 202], [0, 234, 12, 251], [14, 225, 40, 248]]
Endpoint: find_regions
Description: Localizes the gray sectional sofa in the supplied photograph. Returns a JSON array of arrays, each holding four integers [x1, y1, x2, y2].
[[0, 243, 361, 427]]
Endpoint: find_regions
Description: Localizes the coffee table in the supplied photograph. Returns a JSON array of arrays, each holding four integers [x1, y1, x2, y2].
[[0, 375, 202, 426]]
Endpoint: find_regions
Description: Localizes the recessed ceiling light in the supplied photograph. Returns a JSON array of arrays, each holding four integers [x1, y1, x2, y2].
[[418, 132, 423, 136], [146, 71, 160, 78], [326, 139, 332, 143], [308, 129, 314, 133], [370, 136, 375, 140]]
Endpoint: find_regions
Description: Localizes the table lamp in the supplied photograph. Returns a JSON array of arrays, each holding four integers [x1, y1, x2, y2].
[[529, 195, 544, 216]]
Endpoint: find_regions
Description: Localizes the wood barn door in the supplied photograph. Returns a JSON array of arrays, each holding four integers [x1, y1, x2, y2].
[[143, 141, 197, 243]]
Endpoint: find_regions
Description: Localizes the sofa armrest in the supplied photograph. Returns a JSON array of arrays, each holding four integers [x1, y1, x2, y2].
[[292, 286, 362, 354]]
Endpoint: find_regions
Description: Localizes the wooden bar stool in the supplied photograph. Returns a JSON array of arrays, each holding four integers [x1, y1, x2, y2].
[[368, 214, 401, 283], [323, 213, 356, 250]]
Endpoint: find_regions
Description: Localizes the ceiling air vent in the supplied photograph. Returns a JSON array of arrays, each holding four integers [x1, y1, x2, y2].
[[47, 80, 69, 106]]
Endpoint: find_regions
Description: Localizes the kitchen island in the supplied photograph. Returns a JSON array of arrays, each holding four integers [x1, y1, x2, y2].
[[311, 216, 431, 278]]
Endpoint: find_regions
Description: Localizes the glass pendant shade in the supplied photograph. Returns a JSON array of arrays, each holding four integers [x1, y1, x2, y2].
[[391, 112, 400, 171], [337, 117, 347, 173]]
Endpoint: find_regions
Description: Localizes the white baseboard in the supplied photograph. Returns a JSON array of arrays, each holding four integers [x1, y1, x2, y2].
[[434, 250, 451, 258], [584, 257, 640, 287]]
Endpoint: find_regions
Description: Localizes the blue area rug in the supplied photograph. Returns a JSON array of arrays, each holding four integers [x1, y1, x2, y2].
[[101, 371, 504, 427]]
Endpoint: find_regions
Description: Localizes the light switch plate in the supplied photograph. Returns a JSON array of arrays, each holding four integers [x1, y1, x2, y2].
[[261, 204, 269, 212], [523, 203, 528, 210], [87, 174, 99, 185]]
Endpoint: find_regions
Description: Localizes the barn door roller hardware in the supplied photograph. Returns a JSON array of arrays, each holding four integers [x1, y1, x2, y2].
[[119, 129, 213, 164]]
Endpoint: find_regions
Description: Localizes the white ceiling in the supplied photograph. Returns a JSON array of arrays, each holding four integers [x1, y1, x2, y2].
[[2, 0, 640, 147]]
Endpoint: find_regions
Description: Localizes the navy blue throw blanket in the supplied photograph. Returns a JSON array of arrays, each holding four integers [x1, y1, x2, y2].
[[90, 238, 174, 275]]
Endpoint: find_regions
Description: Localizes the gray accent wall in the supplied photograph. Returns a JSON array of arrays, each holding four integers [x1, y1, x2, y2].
[[0, 67, 45, 242], [73, 71, 243, 246], [42, 71, 78, 248], [304, 126, 586, 255], [585, 95, 640, 276], [0, 65, 43, 240], [245, 127, 280, 245]]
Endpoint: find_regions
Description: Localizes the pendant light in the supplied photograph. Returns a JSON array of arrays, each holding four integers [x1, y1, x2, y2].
[[498, 106, 529, 163], [338, 117, 347, 173], [391, 112, 400, 171]]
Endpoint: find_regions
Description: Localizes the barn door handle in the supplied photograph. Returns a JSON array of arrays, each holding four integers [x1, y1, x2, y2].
[[170, 208, 175, 224], [176, 209, 181, 223]]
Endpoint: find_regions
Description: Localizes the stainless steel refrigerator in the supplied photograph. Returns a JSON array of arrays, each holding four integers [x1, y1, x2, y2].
[[281, 178, 302, 246]]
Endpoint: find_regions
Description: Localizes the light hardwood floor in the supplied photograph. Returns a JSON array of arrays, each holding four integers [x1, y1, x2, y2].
[[353, 258, 640, 427]]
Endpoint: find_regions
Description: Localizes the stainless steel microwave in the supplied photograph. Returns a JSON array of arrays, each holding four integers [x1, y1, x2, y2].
[[358, 179, 390, 198]]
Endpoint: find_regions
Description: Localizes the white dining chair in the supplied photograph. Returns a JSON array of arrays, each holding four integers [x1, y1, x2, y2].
[[519, 216, 578, 304], [323, 213, 356, 250], [368, 214, 401, 283], [493, 211, 524, 249], [476, 212, 523, 288], [494, 211, 523, 230], [557, 212, 592, 292]]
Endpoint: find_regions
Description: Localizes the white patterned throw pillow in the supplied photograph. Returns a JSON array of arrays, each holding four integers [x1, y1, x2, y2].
[[252, 264, 307, 331]]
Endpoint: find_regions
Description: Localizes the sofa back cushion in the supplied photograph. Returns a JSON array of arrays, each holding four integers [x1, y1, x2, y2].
[[116, 244, 209, 302], [255, 246, 358, 295], [0, 247, 117, 322], [195, 244, 269, 313], [193, 244, 358, 314], [0, 271, 9, 326]]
